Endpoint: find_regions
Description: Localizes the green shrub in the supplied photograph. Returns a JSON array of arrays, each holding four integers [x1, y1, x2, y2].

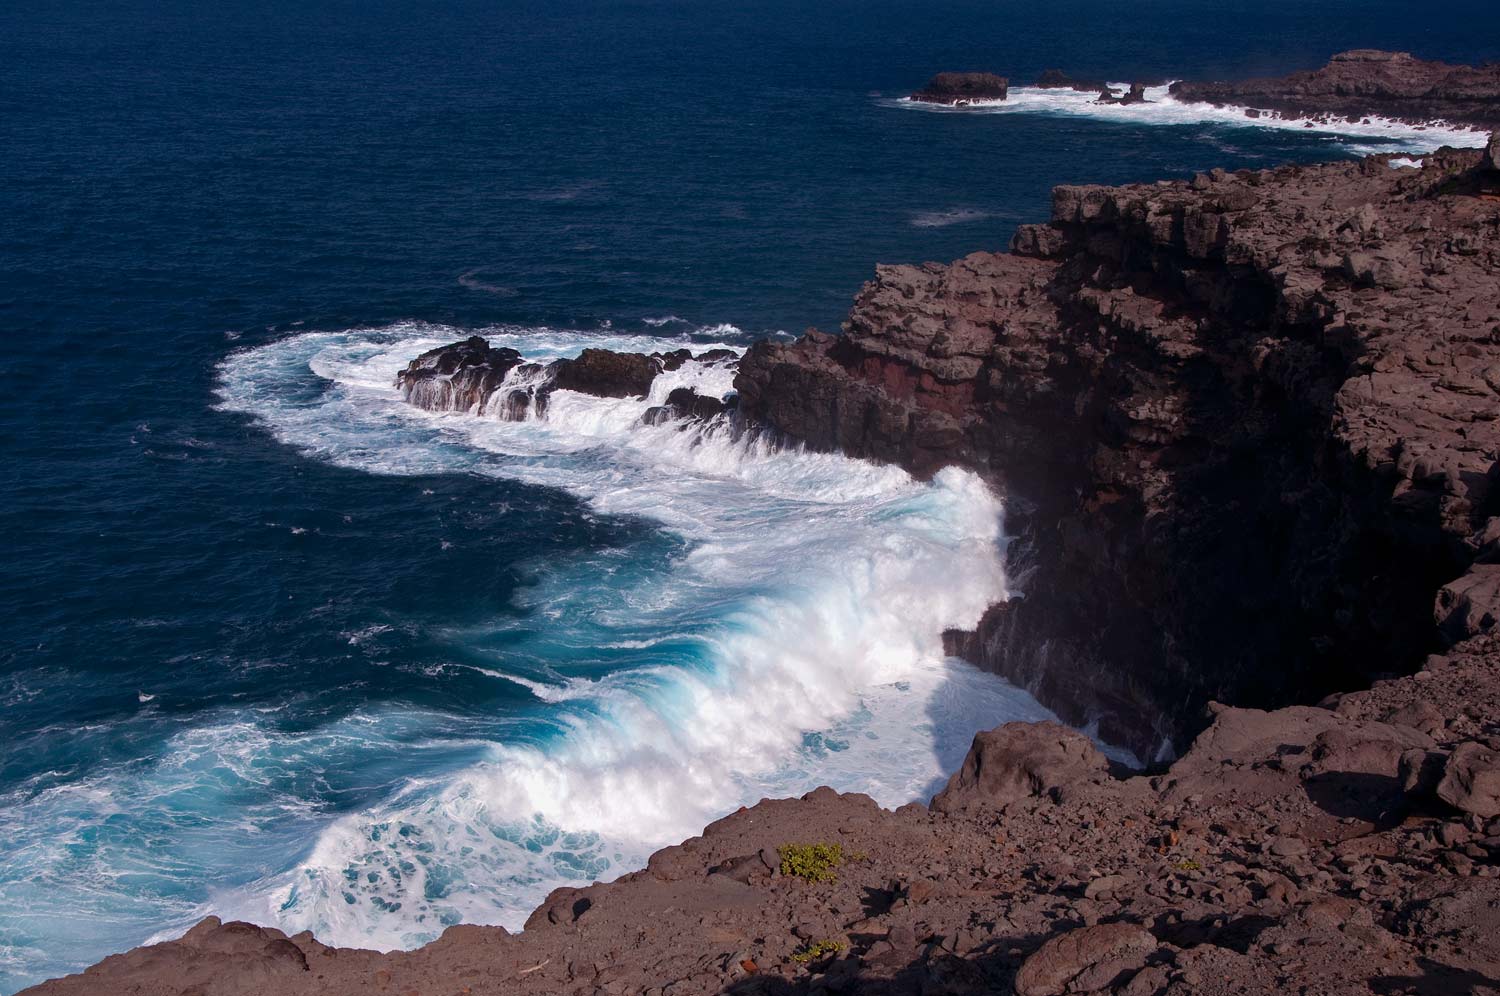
[[778, 842, 844, 882], [791, 939, 844, 963]]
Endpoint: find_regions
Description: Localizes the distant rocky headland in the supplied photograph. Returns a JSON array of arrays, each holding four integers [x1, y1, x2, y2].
[[24, 136, 1500, 996], [912, 50, 1500, 127]]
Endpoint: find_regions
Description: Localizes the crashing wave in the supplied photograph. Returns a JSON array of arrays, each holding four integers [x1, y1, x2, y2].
[[891, 83, 1490, 154]]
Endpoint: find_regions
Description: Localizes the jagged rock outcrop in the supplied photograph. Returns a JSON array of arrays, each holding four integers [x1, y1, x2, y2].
[[395, 340, 738, 424], [1103, 82, 1148, 106], [1035, 70, 1114, 95], [396, 335, 526, 414], [1171, 49, 1500, 128], [910, 72, 1009, 105], [738, 143, 1500, 758]]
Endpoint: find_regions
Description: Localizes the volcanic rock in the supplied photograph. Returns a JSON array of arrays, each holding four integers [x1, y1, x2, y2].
[[642, 387, 728, 426], [550, 348, 660, 398], [738, 144, 1500, 759], [1438, 742, 1500, 818], [1170, 49, 1500, 128], [395, 335, 525, 415], [930, 721, 1109, 813], [910, 72, 1009, 105], [1034, 69, 1113, 95]]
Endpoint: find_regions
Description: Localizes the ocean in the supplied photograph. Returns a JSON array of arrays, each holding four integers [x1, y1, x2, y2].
[[0, 0, 1492, 989]]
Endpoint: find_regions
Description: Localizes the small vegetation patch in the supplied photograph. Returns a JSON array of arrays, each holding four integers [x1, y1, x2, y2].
[[1173, 859, 1202, 872], [791, 939, 844, 963], [778, 842, 844, 882]]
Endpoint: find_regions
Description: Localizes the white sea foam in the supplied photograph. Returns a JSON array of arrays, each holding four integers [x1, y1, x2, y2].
[[892, 83, 1490, 154], [0, 319, 1094, 963]]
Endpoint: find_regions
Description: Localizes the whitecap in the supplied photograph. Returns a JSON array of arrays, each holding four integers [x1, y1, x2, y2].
[[889, 83, 1490, 154]]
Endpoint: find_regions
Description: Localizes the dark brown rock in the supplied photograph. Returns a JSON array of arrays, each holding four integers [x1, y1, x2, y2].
[[550, 348, 661, 398], [738, 145, 1500, 758], [395, 335, 526, 415], [910, 72, 1009, 105]]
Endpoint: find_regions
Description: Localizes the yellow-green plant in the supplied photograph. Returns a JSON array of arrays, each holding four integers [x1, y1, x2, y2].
[[778, 842, 844, 882], [791, 939, 844, 963]]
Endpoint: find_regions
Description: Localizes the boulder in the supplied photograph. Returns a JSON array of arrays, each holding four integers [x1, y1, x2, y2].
[[1435, 565, 1500, 643], [1438, 742, 1500, 819], [1485, 132, 1500, 171], [910, 72, 1009, 105], [1014, 922, 1159, 996], [931, 721, 1108, 813]]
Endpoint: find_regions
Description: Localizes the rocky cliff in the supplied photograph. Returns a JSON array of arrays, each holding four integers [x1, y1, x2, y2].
[[737, 144, 1500, 759], [21, 142, 1500, 996], [1171, 50, 1500, 129]]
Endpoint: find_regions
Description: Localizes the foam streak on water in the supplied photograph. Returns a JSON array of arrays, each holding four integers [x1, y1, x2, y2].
[[893, 83, 1490, 154]]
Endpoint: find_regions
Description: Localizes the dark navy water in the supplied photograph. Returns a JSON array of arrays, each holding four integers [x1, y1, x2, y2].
[[2, 1, 1493, 989]]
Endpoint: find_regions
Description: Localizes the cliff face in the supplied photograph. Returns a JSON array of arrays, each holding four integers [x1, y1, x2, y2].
[[737, 146, 1500, 758], [1170, 50, 1500, 128]]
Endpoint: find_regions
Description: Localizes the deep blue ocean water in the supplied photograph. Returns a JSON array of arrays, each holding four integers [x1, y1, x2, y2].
[[1, 1, 1494, 989]]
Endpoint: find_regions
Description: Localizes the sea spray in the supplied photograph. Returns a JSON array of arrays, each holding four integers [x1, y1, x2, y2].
[[193, 323, 1054, 949], [893, 83, 1490, 154]]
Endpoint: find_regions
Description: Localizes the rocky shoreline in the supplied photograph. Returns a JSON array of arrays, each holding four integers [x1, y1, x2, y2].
[[911, 51, 1500, 128], [22, 141, 1500, 996]]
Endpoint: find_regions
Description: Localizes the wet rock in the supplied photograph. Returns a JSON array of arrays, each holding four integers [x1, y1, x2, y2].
[[910, 72, 1009, 105], [551, 348, 661, 398], [395, 335, 526, 414], [1034, 70, 1112, 95]]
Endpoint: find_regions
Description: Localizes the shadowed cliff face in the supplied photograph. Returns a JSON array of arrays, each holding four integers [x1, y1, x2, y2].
[[737, 145, 1500, 759]]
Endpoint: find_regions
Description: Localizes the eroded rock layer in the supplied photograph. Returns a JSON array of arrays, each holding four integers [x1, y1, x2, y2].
[[737, 146, 1500, 757]]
